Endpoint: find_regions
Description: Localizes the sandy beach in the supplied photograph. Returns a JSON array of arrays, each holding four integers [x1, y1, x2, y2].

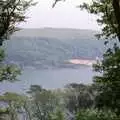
[[68, 59, 96, 66]]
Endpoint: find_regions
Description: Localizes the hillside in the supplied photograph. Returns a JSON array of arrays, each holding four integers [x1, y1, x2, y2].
[[12, 28, 99, 40], [5, 28, 104, 69]]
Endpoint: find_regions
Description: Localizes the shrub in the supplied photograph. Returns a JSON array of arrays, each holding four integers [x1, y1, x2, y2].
[[76, 109, 119, 120]]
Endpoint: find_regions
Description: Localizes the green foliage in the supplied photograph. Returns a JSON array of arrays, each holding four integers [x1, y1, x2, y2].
[[79, 0, 120, 116], [0, 0, 37, 45], [25, 85, 61, 120], [0, 0, 36, 82], [54, 0, 120, 41], [76, 109, 118, 120], [0, 92, 28, 120], [0, 0, 36, 119], [0, 64, 21, 82], [64, 83, 97, 113], [80, 0, 118, 40], [0, 48, 5, 61], [27, 85, 43, 98], [93, 44, 120, 115], [49, 108, 65, 120], [0, 47, 21, 82], [0, 92, 26, 102], [1, 84, 119, 120], [80, 0, 120, 42]]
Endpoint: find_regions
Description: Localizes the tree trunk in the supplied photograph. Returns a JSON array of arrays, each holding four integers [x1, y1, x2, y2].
[[112, 0, 120, 41]]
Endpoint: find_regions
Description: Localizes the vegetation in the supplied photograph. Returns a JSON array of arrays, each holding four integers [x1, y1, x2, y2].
[[76, 109, 118, 120], [54, 0, 120, 41], [80, 0, 120, 41], [0, 84, 119, 120], [0, 0, 36, 118], [0, 84, 98, 120], [0, 0, 36, 81], [79, 0, 120, 115], [53, 0, 120, 118], [64, 83, 96, 113], [0, 0, 120, 119], [93, 43, 120, 115], [0, 0, 37, 45]]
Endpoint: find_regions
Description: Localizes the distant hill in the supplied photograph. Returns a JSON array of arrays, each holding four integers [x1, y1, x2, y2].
[[5, 28, 104, 69], [12, 28, 99, 40]]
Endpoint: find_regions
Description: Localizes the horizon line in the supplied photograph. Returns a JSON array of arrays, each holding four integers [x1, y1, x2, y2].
[[19, 27, 100, 31]]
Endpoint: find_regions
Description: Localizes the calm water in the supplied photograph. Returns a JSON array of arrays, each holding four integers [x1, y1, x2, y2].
[[0, 33, 104, 93], [0, 67, 94, 93]]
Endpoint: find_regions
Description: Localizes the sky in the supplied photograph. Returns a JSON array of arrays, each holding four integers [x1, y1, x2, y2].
[[19, 0, 100, 30]]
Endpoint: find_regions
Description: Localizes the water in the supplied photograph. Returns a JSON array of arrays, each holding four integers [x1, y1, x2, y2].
[[0, 29, 105, 93], [0, 67, 94, 93]]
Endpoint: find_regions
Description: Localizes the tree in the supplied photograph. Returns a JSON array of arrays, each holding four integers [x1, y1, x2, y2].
[[93, 44, 120, 115], [54, 0, 120, 115], [79, 0, 120, 115], [26, 85, 60, 120], [0, 0, 36, 118], [52, 0, 65, 8], [112, 0, 120, 40], [64, 83, 97, 114], [54, 0, 120, 42], [0, 0, 37, 45], [0, 0, 36, 82], [0, 92, 28, 120], [49, 108, 65, 120], [79, 0, 120, 42], [76, 109, 117, 120]]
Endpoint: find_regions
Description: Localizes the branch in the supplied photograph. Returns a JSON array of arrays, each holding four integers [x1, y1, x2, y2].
[[52, 0, 65, 8]]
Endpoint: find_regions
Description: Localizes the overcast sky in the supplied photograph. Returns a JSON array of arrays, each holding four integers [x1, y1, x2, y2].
[[19, 0, 100, 30]]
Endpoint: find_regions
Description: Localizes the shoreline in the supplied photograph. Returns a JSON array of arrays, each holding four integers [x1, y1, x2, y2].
[[68, 59, 96, 66]]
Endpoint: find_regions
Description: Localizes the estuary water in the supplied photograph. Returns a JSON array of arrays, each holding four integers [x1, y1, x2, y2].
[[0, 29, 105, 93]]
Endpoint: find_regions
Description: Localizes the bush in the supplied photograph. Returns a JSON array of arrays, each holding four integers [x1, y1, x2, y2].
[[76, 109, 119, 120]]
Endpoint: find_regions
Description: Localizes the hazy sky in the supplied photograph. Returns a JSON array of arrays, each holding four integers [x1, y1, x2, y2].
[[20, 0, 100, 30]]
